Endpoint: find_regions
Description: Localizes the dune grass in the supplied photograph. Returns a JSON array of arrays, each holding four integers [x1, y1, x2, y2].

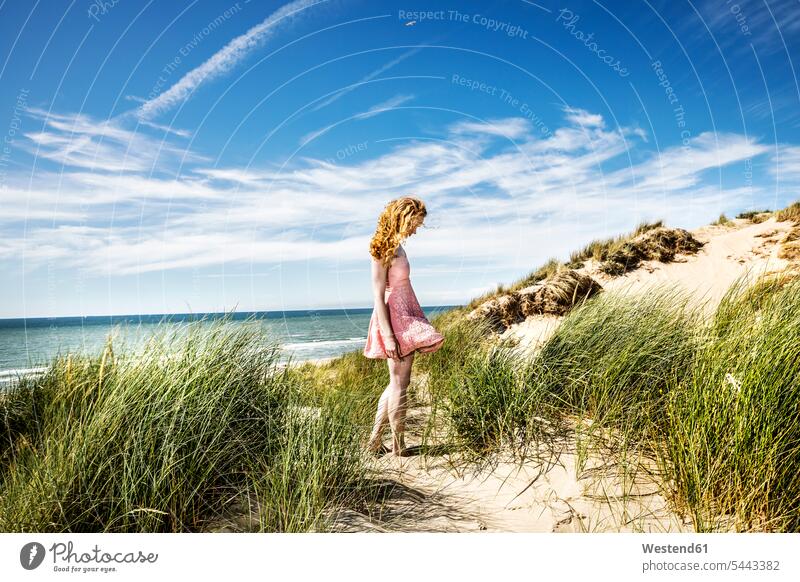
[[4, 207, 799, 533], [0, 315, 377, 532], [420, 315, 520, 456], [665, 274, 800, 532], [430, 289, 696, 460], [776, 201, 800, 223], [242, 386, 375, 532], [524, 289, 698, 443], [712, 213, 731, 226]]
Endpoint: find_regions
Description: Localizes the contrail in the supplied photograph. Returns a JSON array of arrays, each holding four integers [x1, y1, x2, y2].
[[310, 47, 421, 112], [137, 0, 327, 120]]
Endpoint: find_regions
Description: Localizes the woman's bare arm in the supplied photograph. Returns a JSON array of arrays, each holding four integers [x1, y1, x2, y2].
[[370, 256, 393, 338]]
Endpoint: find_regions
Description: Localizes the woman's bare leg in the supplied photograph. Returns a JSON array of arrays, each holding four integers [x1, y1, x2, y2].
[[387, 352, 414, 456], [367, 383, 391, 451]]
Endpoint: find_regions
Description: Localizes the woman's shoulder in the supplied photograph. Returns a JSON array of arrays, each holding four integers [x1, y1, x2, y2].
[[370, 246, 405, 266]]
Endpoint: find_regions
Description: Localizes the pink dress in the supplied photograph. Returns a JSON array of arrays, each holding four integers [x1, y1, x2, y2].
[[363, 248, 445, 359]]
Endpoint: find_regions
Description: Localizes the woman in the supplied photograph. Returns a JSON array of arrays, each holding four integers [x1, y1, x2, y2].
[[363, 196, 445, 457]]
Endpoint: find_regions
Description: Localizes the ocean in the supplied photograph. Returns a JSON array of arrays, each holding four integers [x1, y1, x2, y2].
[[0, 305, 461, 387]]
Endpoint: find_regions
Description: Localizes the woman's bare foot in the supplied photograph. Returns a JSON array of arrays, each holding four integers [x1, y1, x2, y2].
[[391, 435, 412, 456], [366, 436, 390, 456], [372, 444, 392, 456]]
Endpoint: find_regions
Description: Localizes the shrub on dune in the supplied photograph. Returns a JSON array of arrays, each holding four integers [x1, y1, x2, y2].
[[568, 220, 664, 268], [600, 227, 704, 276], [467, 269, 603, 332], [736, 209, 771, 223], [518, 269, 603, 317], [778, 225, 800, 261]]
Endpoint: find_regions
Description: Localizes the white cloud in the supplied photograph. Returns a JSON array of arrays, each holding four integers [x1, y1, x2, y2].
[[616, 132, 769, 192], [7, 106, 788, 279], [136, 0, 323, 120], [562, 106, 605, 128], [772, 146, 800, 183]]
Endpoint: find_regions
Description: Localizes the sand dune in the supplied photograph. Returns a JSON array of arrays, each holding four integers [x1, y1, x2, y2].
[[500, 217, 793, 350], [593, 218, 792, 312]]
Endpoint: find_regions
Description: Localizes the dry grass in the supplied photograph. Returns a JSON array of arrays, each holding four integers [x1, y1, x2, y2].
[[779, 238, 800, 260], [568, 221, 664, 268], [518, 270, 603, 317], [600, 227, 704, 276], [467, 269, 602, 331], [467, 293, 523, 331], [778, 221, 800, 261], [776, 201, 800, 223]]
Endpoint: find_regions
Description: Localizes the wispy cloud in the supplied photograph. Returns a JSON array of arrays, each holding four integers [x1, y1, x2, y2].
[[299, 93, 416, 145], [309, 47, 421, 112], [450, 117, 533, 140], [772, 146, 800, 182], [136, 0, 325, 120], [22, 108, 206, 172], [354, 93, 415, 119], [615, 132, 768, 192], [298, 125, 333, 146], [695, 0, 800, 57]]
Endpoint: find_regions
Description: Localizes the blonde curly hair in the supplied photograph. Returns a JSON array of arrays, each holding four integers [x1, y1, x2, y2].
[[369, 196, 427, 269]]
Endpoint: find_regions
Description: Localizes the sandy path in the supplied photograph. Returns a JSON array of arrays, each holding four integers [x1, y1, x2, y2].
[[330, 374, 692, 533]]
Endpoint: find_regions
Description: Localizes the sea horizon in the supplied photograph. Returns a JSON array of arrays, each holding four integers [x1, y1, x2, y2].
[[0, 304, 463, 382]]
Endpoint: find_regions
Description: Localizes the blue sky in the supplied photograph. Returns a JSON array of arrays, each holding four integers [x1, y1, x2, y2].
[[1, 0, 799, 318]]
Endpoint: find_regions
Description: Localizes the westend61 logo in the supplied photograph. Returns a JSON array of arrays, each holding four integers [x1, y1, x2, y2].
[[20, 540, 158, 574]]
